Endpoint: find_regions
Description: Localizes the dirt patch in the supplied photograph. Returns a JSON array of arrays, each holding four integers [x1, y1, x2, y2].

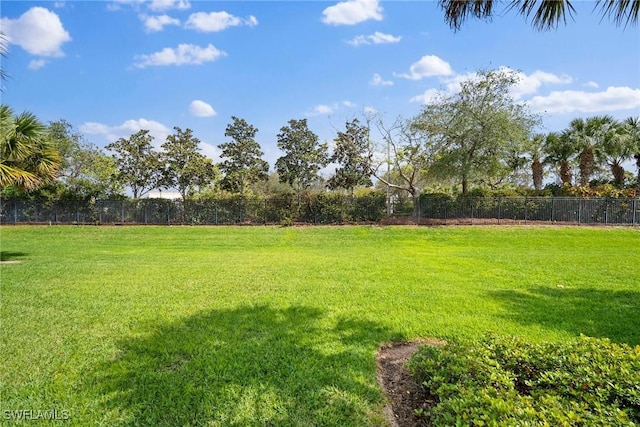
[[377, 339, 443, 427], [0, 260, 22, 264]]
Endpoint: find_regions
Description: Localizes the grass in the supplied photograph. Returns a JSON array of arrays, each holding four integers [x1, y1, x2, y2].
[[1, 225, 638, 426]]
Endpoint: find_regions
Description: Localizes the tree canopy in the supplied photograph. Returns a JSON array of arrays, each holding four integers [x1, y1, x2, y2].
[[0, 105, 61, 192], [107, 129, 162, 199], [413, 68, 539, 195], [275, 119, 328, 194], [218, 117, 269, 195]]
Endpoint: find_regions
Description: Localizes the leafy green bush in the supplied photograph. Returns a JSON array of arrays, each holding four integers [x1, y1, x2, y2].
[[408, 334, 640, 426]]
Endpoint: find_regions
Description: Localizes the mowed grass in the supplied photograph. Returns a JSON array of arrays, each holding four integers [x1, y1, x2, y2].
[[1, 225, 638, 426]]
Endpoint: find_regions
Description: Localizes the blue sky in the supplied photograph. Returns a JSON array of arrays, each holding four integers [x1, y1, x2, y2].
[[2, 0, 639, 168]]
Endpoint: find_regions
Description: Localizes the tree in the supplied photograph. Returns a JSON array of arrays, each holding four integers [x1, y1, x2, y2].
[[439, 0, 639, 31], [218, 117, 269, 195], [564, 117, 599, 186], [622, 116, 640, 191], [374, 116, 436, 216], [597, 117, 633, 185], [0, 105, 61, 191], [526, 133, 546, 190], [106, 129, 162, 198], [275, 119, 328, 195], [48, 120, 123, 199], [413, 68, 538, 195], [544, 131, 576, 185], [161, 127, 216, 200], [327, 118, 374, 194]]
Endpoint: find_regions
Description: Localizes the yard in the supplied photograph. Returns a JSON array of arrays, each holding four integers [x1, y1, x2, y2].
[[1, 225, 638, 425]]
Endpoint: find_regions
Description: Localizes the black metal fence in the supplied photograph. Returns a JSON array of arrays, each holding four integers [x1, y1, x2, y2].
[[416, 196, 639, 226], [1, 196, 638, 226]]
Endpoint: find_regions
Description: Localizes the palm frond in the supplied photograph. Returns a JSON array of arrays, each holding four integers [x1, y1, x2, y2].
[[596, 0, 640, 27], [439, 0, 496, 30]]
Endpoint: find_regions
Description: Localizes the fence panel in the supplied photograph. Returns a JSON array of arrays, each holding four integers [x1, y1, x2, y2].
[[1, 196, 638, 226]]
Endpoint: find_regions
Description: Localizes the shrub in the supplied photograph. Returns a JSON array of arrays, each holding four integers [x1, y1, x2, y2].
[[408, 334, 640, 426]]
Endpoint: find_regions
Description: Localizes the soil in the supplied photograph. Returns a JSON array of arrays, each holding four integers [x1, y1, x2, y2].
[[376, 340, 443, 427]]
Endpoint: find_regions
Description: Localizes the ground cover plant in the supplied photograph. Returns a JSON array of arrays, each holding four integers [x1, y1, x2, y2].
[[408, 334, 640, 425], [1, 225, 638, 425]]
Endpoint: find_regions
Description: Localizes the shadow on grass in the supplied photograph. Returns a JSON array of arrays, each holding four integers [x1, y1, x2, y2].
[[85, 305, 400, 426], [490, 287, 640, 346], [0, 251, 27, 262]]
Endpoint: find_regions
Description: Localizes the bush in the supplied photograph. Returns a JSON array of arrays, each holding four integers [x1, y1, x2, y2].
[[408, 334, 640, 426]]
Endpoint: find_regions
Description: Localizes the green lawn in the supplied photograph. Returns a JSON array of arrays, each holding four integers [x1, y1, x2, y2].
[[1, 225, 638, 426]]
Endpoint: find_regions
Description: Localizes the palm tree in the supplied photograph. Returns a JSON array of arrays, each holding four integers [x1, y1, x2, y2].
[[439, 0, 639, 31], [0, 105, 61, 191], [543, 131, 576, 186], [564, 118, 594, 186], [622, 116, 640, 191], [525, 133, 546, 190], [598, 117, 633, 185]]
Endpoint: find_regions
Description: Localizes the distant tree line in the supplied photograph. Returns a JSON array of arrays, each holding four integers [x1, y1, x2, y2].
[[2, 69, 639, 212]]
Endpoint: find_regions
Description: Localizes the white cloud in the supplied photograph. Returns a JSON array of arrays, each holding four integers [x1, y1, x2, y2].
[[505, 68, 573, 99], [141, 14, 180, 32], [347, 31, 401, 46], [189, 100, 217, 117], [364, 106, 377, 114], [410, 88, 442, 104], [528, 86, 640, 114], [133, 43, 226, 68], [342, 100, 356, 108], [306, 104, 334, 116], [0, 7, 71, 57], [322, 0, 382, 25], [81, 119, 171, 148], [148, 0, 191, 11], [585, 81, 600, 88], [370, 73, 393, 86], [395, 55, 453, 80], [28, 59, 47, 70], [185, 11, 258, 32]]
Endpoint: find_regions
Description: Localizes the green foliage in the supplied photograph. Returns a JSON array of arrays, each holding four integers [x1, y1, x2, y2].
[[106, 129, 161, 198], [0, 105, 61, 191], [409, 334, 640, 426], [218, 116, 269, 195], [328, 118, 373, 193], [413, 68, 539, 195], [47, 120, 123, 200], [275, 119, 328, 194], [161, 127, 217, 200]]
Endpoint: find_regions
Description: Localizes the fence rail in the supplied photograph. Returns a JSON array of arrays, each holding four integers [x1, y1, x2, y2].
[[1, 196, 638, 226]]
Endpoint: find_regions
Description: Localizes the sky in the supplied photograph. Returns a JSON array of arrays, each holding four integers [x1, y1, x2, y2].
[[1, 0, 639, 170]]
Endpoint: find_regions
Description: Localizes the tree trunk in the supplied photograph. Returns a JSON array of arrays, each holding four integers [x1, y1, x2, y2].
[[560, 161, 572, 185], [579, 146, 594, 186], [461, 176, 468, 195], [411, 191, 420, 220], [635, 153, 640, 192], [612, 163, 625, 185], [531, 158, 543, 190]]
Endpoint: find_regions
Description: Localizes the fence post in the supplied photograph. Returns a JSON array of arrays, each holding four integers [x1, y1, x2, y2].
[[14, 200, 18, 224], [498, 197, 502, 224], [98, 200, 102, 224], [551, 198, 555, 223], [634, 198, 638, 226], [524, 197, 527, 225], [578, 199, 582, 225]]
